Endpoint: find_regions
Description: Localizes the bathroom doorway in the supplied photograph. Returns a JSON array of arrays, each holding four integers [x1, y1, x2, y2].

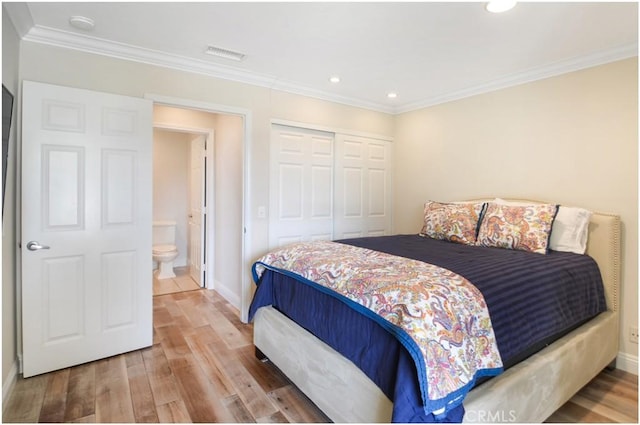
[[150, 101, 246, 309], [152, 128, 209, 296]]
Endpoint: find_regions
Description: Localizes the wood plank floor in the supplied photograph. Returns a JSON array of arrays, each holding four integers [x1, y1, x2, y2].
[[546, 367, 638, 423], [3, 289, 637, 423]]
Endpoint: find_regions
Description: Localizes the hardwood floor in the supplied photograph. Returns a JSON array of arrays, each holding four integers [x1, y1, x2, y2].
[[546, 368, 638, 423], [3, 289, 637, 423], [3, 289, 329, 423]]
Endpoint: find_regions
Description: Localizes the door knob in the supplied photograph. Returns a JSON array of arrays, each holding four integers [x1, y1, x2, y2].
[[26, 241, 50, 251]]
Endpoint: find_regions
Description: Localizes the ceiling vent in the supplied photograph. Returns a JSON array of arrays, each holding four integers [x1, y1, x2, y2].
[[204, 45, 246, 62]]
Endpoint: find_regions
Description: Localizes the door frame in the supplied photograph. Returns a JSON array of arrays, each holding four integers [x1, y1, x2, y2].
[[153, 124, 213, 290], [146, 94, 252, 322]]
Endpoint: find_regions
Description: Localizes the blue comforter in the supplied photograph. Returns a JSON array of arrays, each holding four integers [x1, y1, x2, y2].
[[249, 235, 606, 422]]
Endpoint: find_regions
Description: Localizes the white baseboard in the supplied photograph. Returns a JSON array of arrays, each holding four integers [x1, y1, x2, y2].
[[2, 360, 18, 405], [616, 351, 638, 375], [213, 280, 241, 310]]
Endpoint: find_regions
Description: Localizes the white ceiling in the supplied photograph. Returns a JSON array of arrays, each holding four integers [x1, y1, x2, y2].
[[5, 2, 638, 114]]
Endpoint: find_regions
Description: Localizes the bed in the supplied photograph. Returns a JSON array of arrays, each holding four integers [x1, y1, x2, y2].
[[250, 199, 620, 423]]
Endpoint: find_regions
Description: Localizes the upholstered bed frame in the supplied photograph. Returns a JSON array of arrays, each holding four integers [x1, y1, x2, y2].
[[253, 202, 620, 423]]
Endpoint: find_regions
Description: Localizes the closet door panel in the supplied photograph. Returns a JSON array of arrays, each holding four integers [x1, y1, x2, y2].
[[270, 125, 334, 248], [334, 135, 392, 239]]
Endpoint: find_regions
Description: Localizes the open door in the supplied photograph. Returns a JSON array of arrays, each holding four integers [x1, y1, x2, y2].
[[21, 81, 153, 377], [188, 134, 206, 286]]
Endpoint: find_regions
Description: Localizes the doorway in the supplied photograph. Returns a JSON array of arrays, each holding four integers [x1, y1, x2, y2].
[[152, 128, 208, 296], [150, 101, 247, 312]]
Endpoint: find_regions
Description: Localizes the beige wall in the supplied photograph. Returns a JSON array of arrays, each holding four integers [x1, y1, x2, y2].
[[2, 8, 20, 387], [394, 58, 638, 360], [153, 129, 190, 267], [213, 113, 244, 306]]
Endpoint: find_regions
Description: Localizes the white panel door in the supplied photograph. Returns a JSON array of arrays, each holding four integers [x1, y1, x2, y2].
[[21, 81, 153, 377], [188, 134, 206, 285], [269, 125, 334, 248], [334, 134, 392, 239]]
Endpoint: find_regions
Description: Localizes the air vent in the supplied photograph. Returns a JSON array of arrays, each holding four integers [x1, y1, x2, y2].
[[204, 45, 246, 62]]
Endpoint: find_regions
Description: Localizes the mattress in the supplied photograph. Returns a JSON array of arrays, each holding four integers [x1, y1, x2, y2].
[[249, 235, 606, 422]]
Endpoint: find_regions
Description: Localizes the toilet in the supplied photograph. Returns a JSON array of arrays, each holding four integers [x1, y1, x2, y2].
[[152, 220, 179, 279]]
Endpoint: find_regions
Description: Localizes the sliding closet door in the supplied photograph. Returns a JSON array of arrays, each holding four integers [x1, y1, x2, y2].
[[269, 125, 334, 248], [334, 134, 393, 239]]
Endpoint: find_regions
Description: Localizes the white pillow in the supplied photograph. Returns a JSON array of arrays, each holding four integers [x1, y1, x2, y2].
[[549, 206, 592, 254]]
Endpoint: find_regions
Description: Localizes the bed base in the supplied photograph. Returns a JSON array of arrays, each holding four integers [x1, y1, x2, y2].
[[253, 207, 620, 423], [255, 306, 617, 423]]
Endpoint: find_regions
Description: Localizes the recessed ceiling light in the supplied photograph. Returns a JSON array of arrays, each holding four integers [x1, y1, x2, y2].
[[204, 45, 246, 62], [69, 16, 95, 31], [329, 76, 341, 84], [387, 92, 398, 99], [485, 1, 517, 13]]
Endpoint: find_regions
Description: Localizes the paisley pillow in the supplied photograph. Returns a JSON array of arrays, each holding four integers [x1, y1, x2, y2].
[[420, 201, 486, 245], [477, 202, 558, 254]]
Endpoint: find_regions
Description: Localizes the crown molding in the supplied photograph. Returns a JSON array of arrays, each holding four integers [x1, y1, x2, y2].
[[22, 25, 397, 114], [24, 25, 279, 87], [395, 42, 639, 114], [17, 24, 638, 116], [269, 79, 396, 114]]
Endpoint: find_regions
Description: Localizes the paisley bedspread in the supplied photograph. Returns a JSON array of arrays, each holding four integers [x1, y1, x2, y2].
[[252, 240, 503, 416]]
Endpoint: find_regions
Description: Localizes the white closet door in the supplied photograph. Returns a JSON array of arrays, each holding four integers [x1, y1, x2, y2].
[[334, 134, 393, 239], [269, 125, 334, 248]]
